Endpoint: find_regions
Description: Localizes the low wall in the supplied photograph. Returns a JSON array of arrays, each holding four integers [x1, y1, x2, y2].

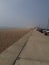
[[0, 31, 32, 65]]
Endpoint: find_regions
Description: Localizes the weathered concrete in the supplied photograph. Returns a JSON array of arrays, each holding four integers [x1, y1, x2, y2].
[[15, 59, 49, 65], [15, 30, 49, 65], [0, 31, 32, 65]]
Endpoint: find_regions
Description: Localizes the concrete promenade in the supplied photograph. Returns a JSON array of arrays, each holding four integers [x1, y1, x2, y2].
[[15, 30, 49, 65], [0, 30, 49, 65]]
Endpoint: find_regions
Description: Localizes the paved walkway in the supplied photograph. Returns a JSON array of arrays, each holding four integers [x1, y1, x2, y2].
[[15, 30, 49, 65]]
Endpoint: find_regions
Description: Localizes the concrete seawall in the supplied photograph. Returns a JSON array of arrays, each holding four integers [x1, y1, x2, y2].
[[0, 31, 32, 65]]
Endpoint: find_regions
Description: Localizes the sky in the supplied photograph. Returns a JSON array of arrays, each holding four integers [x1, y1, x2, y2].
[[0, 0, 49, 28]]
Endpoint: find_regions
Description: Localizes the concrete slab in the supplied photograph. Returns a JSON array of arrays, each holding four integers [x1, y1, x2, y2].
[[15, 59, 49, 65], [19, 31, 49, 62], [15, 30, 49, 65]]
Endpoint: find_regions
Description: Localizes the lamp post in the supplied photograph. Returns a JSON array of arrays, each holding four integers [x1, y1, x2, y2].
[[48, 18, 49, 30]]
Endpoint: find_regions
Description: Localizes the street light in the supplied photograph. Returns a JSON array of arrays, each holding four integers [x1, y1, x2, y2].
[[48, 18, 49, 29]]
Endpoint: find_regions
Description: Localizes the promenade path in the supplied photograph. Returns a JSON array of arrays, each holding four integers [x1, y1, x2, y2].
[[0, 30, 49, 65], [15, 30, 49, 65]]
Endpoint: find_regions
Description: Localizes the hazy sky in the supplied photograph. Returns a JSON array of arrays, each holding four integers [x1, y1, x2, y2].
[[0, 0, 49, 28]]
